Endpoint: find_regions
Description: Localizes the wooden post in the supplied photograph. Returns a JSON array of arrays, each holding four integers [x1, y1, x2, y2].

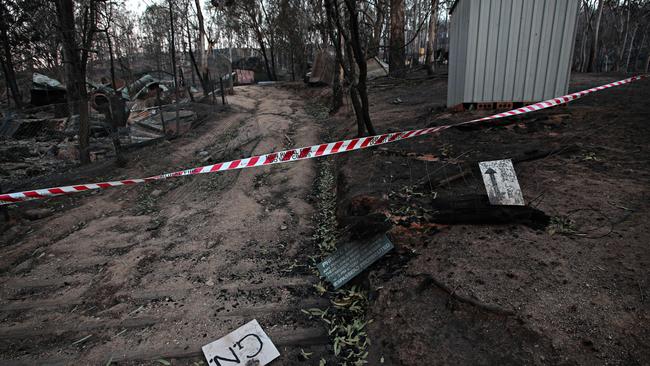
[[156, 89, 166, 135], [220, 76, 226, 105]]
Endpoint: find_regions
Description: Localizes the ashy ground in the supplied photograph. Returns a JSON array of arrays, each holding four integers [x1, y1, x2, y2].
[[1, 72, 649, 366], [326, 72, 650, 366]]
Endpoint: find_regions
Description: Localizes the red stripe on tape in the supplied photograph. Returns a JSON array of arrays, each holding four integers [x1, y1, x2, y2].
[[298, 147, 311, 159], [346, 138, 360, 150], [375, 134, 388, 144], [330, 141, 344, 153], [282, 150, 295, 161], [315, 144, 328, 156], [228, 160, 241, 169], [264, 153, 277, 164], [248, 156, 260, 166], [0, 195, 20, 202]]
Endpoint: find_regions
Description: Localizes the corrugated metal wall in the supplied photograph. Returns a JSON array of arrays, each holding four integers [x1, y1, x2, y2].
[[447, 0, 579, 107]]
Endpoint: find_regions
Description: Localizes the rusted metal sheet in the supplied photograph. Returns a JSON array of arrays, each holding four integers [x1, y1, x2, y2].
[[234, 69, 255, 85]]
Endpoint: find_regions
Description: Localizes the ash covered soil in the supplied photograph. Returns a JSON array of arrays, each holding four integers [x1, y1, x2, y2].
[[326, 71, 650, 365], [1, 72, 649, 366]]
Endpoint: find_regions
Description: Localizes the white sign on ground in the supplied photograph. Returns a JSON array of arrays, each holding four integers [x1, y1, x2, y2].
[[202, 319, 280, 366], [478, 159, 525, 206]]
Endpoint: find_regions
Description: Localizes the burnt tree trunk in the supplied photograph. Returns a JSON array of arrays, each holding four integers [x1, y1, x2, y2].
[[0, 0, 22, 108], [424, 0, 438, 75], [194, 0, 211, 96], [331, 36, 344, 114], [345, 42, 366, 136], [324, 0, 344, 113], [168, 0, 178, 91], [587, 0, 603, 72], [368, 0, 386, 58], [389, 0, 406, 77], [427, 195, 549, 230], [344, 0, 376, 136], [325, 0, 376, 135], [615, 2, 630, 71], [186, 17, 206, 91], [55, 0, 92, 164], [256, 29, 274, 81], [625, 23, 638, 72], [633, 30, 646, 71], [270, 38, 278, 81]]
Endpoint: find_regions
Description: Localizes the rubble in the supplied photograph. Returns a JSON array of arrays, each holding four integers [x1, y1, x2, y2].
[[0, 71, 206, 191], [31, 73, 67, 106]]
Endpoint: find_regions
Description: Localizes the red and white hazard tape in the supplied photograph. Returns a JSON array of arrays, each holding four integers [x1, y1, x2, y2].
[[0, 75, 646, 206]]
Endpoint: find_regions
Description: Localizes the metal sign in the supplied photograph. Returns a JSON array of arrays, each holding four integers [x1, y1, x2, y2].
[[202, 319, 280, 366], [318, 234, 394, 289], [478, 159, 525, 206]]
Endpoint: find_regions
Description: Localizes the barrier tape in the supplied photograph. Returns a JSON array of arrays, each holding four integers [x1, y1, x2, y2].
[[1, 75, 646, 206]]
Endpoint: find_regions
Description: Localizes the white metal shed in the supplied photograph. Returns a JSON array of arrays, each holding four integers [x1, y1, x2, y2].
[[447, 0, 580, 108]]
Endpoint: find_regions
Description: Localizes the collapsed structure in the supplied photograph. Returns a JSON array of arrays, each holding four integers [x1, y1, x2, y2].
[[0, 72, 200, 189]]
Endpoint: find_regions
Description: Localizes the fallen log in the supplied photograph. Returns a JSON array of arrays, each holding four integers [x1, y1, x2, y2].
[[417, 144, 580, 189], [425, 194, 549, 229]]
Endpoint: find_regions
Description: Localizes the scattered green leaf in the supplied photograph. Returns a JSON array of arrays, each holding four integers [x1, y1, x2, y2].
[[300, 349, 313, 360]]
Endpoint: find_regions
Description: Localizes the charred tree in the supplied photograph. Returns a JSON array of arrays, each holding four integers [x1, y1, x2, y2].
[[55, 0, 97, 165], [250, 16, 275, 81], [389, 0, 406, 77], [194, 0, 212, 96], [625, 23, 638, 71], [0, 0, 22, 108], [368, 0, 386, 58], [424, 0, 438, 75], [260, 0, 278, 81], [168, 0, 178, 91], [98, 2, 125, 165], [587, 0, 604, 72], [326, 0, 376, 136], [615, 1, 631, 71], [343, 0, 376, 136], [325, 3, 344, 114]]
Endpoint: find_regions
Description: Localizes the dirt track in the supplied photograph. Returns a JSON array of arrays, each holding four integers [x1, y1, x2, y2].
[[0, 86, 330, 365]]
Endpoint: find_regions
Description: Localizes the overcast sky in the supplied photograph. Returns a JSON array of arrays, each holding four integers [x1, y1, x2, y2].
[[124, 0, 147, 15], [123, 0, 210, 16]]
